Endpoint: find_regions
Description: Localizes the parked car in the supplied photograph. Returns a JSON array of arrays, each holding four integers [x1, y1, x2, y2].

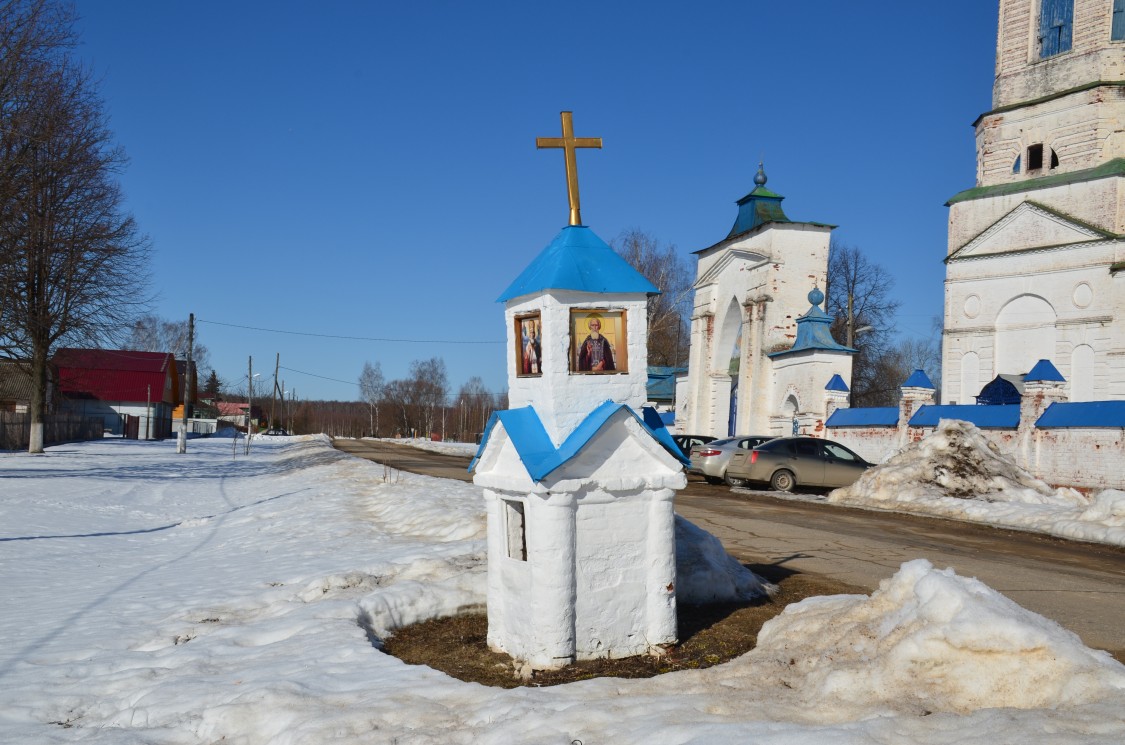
[[263, 428, 289, 436], [688, 435, 775, 484], [672, 434, 715, 459], [725, 436, 871, 492]]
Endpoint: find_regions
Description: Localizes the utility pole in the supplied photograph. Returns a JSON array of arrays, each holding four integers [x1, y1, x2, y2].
[[245, 356, 253, 455], [270, 352, 279, 431], [177, 313, 194, 454], [146, 384, 152, 441]]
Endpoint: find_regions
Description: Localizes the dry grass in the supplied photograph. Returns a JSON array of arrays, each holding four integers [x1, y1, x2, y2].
[[382, 565, 866, 688]]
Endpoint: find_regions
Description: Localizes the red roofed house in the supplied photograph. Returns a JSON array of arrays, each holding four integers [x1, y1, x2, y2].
[[53, 349, 180, 439]]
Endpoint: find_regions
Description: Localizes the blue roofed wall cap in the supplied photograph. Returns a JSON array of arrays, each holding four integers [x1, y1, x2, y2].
[[1025, 359, 1066, 383], [901, 369, 935, 389], [825, 373, 850, 392]]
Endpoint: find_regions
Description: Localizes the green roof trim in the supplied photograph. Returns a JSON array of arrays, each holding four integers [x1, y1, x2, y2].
[[971, 81, 1125, 128], [946, 159, 1125, 206]]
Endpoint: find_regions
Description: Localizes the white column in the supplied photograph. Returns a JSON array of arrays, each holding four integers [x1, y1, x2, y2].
[[528, 491, 577, 668], [644, 489, 678, 648]]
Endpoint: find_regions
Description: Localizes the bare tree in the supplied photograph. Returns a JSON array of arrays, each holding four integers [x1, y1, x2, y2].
[[825, 240, 901, 407], [0, 1, 151, 452], [455, 375, 493, 442], [358, 360, 384, 436], [125, 314, 210, 370], [612, 229, 693, 367], [376, 358, 448, 438]]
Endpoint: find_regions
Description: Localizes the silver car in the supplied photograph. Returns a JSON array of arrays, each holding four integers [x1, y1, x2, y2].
[[726, 436, 871, 492], [688, 435, 774, 484]]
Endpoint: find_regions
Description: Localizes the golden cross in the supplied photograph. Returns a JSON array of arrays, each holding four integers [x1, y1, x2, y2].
[[536, 111, 602, 226]]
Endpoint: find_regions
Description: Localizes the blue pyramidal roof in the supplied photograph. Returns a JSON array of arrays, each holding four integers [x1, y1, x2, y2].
[[769, 288, 856, 358], [902, 369, 935, 389], [1025, 359, 1065, 382], [825, 374, 850, 392], [497, 225, 660, 302]]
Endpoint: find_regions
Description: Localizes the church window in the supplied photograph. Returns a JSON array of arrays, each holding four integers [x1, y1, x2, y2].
[[1027, 144, 1044, 171], [1050, 148, 1059, 169], [1039, 0, 1074, 57], [1012, 154, 1022, 173], [1113, 0, 1124, 41], [503, 500, 526, 561]]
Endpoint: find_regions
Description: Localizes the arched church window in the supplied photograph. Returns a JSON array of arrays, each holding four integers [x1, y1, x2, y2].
[[1027, 144, 1044, 171], [1050, 148, 1059, 169], [1039, 0, 1074, 57], [1012, 154, 1021, 174]]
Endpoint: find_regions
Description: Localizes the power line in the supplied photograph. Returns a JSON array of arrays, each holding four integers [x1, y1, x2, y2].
[[199, 319, 503, 345]]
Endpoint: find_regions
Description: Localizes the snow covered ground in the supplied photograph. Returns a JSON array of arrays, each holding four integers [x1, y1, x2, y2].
[[827, 420, 1125, 548], [1, 435, 1124, 744]]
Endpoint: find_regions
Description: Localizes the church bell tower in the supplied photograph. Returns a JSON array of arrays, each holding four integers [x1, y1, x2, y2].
[[941, 0, 1125, 404]]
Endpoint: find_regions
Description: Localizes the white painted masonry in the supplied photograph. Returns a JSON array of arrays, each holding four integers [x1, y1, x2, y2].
[[679, 173, 845, 438], [505, 289, 649, 445], [473, 225, 685, 669], [942, 0, 1125, 403]]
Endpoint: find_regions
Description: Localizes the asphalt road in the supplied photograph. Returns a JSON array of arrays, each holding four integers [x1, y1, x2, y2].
[[332, 437, 1125, 657]]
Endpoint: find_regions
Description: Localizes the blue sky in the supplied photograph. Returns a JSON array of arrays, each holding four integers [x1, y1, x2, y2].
[[74, 1, 999, 401]]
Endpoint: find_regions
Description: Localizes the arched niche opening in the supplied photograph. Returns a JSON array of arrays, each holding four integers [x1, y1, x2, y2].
[[994, 295, 1056, 376]]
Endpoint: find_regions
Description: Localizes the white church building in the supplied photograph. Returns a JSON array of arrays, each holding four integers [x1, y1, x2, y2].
[[677, 165, 855, 438], [941, 0, 1125, 404]]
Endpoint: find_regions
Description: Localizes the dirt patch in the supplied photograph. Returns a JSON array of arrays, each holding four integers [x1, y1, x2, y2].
[[382, 566, 865, 688]]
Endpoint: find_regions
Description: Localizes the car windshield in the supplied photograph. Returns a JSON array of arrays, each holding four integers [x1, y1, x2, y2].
[[707, 438, 738, 447]]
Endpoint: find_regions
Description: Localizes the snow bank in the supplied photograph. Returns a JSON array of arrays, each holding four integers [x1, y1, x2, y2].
[[675, 516, 776, 603], [833, 419, 1081, 505], [741, 559, 1125, 719], [828, 420, 1125, 546]]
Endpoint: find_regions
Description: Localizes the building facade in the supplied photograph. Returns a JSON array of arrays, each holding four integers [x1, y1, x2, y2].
[[942, 0, 1125, 404], [678, 166, 852, 437]]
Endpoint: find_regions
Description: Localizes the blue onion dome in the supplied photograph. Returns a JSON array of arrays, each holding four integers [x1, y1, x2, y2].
[[808, 286, 824, 306], [753, 162, 767, 187]]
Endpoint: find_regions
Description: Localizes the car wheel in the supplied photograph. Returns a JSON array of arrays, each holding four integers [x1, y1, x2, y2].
[[725, 474, 747, 487], [770, 469, 795, 492], [704, 476, 723, 485]]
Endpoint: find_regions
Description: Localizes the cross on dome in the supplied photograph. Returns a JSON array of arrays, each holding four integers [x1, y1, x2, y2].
[[536, 111, 602, 226]]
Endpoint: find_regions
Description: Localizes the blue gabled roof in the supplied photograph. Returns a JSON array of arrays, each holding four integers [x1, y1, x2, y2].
[[470, 401, 688, 482], [1036, 401, 1125, 428], [1026, 359, 1066, 383], [468, 407, 556, 476], [825, 407, 898, 427], [908, 405, 1020, 428], [497, 225, 659, 302], [825, 373, 850, 392]]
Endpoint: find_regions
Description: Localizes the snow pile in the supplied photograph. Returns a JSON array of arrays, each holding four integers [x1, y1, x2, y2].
[[674, 516, 776, 603], [833, 419, 1080, 505], [828, 420, 1125, 546], [740, 559, 1125, 719]]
